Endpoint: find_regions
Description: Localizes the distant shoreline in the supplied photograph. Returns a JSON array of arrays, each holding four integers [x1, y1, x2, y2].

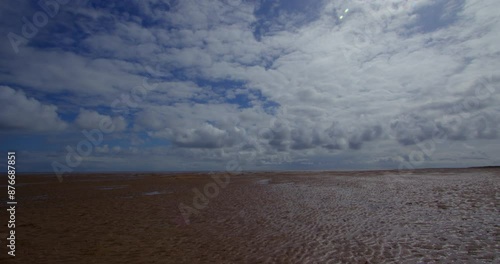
[[7, 165, 500, 177]]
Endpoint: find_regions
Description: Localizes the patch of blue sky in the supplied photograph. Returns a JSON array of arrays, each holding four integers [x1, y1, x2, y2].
[[404, 0, 466, 35], [0, 133, 57, 152], [137, 132, 169, 148], [88, 0, 172, 27], [252, 0, 325, 40], [190, 78, 280, 111]]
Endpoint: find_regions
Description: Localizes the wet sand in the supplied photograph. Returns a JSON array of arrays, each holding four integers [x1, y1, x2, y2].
[[1, 168, 499, 263]]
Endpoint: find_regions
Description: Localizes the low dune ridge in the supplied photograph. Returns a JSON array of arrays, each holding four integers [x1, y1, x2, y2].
[[1, 168, 499, 263]]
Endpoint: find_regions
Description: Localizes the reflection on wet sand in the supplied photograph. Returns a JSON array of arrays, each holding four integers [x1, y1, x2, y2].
[[2, 168, 499, 263]]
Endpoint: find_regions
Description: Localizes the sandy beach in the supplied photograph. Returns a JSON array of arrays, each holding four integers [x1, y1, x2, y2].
[[1, 168, 499, 263]]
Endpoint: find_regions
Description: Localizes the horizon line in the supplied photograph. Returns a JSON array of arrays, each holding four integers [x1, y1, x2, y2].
[[9, 165, 500, 175]]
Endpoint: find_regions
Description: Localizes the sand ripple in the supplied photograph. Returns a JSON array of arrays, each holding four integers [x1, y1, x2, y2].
[[4, 169, 499, 263]]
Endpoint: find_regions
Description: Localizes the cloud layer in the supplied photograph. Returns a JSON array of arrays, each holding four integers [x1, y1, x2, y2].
[[1, 0, 499, 172]]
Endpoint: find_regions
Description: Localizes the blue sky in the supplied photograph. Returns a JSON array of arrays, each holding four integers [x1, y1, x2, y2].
[[0, 0, 499, 173]]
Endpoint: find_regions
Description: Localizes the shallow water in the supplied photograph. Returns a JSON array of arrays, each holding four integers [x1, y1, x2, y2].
[[96, 185, 128, 190]]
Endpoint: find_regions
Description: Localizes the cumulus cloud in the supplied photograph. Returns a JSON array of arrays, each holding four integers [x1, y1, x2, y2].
[[95, 145, 122, 154], [75, 109, 127, 132], [165, 123, 239, 148], [0, 86, 67, 131]]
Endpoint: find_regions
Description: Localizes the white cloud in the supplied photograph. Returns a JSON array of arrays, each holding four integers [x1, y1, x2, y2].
[[0, 86, 67, 131], [75, 108, 127, 132], [95, 144, 121, 154]]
